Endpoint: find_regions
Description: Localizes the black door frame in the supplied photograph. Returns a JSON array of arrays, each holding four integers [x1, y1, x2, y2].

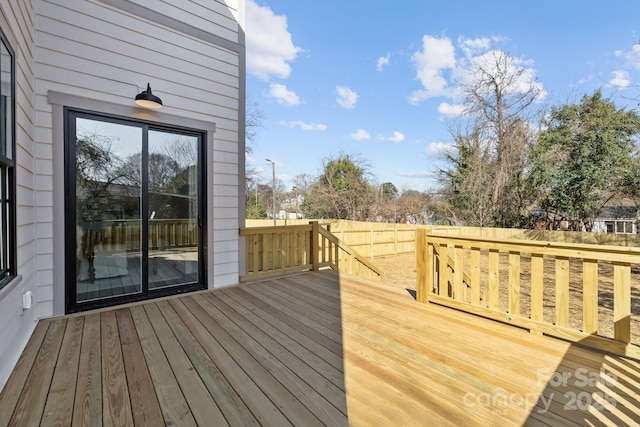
[[64, 108, 207, 313]]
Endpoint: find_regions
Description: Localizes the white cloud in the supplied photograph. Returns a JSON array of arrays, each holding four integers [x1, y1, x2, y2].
[[278, 173, 293, 184], [246, 1, 303, 81], [377, 52, 391, 72], [350, 129, 371, 140], [268, 83, 300, 105], [336, 86, 359, 109], [407, 91, 429, 105], [382, 131, 405, 143], [609, 70, 631, 88], [426, 141, 456, 156], [280, 120, 328, 131], [458, 36, 507, 59], [458, 36, 492, 58], [410, 35, 546, 106], [628, 43, 640, 70], [461, 49, 547, 101], [437, 102, 465, 117], [409, 35, 456, 104]]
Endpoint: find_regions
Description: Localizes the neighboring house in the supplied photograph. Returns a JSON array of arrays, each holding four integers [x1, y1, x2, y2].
[[0, 0, 245, 390], [280, 194, 303, 219], [592, 206, 639, 234], [531, 204, 640, 233]]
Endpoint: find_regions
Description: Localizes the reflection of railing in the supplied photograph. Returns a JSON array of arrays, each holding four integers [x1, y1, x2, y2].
[[239, 221, 382, 282], [149, 219, 197, 249], [100, 219, 198, 250], [416, 227, 640, 359]]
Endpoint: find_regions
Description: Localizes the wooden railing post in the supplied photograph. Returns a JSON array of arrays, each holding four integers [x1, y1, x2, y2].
[[416, 229, 429, 303], [583, 259, 598, 335], [614, 262, 631, 343], [310, 221, 320, 271]]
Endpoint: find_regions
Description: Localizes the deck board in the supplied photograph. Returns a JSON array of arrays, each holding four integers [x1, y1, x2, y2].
[[0, 320, 49, 427], [201, 292, 348, 423], [139, 303, 223, 427], [101, 311, 134, 426], [129, 305, 198, 427], [72, 313, 102, 426], [10, 319, 66, 426], [153, 300, 239, 426], [41, 316, 83, 427], [2, 270, 640, 426], [115, 308, 165, 426]]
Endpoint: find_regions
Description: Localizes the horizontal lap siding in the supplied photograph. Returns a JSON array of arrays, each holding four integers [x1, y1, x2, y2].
[[125, 0, 242, 42], [34, 0, 243, 311], [0, 0, 39, 392], [37, 1, 240, 112]]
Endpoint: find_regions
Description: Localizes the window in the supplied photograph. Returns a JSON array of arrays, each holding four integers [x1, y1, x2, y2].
[[605, 220, 634, 234], [0, 29, 16, 288]]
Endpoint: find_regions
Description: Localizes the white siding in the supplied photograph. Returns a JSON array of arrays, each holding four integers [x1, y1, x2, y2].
[[36, 0, 243, 311], [123, 0, 242, 43], [0, 0, 244, 392], [592, 219, 638, 234], [0, 0, 39, 391]]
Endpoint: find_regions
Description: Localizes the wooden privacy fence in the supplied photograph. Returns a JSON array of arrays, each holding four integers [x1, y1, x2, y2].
[[239, 221, 382, 282], [245, 219, 417, 258], [416, 228, 640, 359]]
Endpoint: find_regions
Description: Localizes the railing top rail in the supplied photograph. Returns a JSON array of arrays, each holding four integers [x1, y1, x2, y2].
[[319, 227, 383, 276], [427, 226, 640, 246], [240, 224, 313, 234], [425, 231, 640, 263]]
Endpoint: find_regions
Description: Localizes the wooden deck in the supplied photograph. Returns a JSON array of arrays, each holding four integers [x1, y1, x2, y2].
[[1, 270, 639, 426]]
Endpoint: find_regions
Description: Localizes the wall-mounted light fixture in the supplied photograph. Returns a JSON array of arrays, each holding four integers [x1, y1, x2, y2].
[[135, 83, 163, 109]]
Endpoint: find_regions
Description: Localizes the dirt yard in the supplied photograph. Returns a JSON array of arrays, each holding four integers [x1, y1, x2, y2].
[[374, 253, 418, 293]]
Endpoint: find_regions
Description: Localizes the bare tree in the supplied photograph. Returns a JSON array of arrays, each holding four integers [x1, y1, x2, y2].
[[245, 100, 264, 155], [244, 101, 264, 214], [442, 49, 545, 227], [292, 173, 314, 195]]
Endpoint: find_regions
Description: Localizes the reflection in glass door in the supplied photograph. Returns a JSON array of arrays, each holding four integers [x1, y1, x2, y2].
[[148, 130, 200, 289], [74, 118, 143, 301], [68, 112, 204, 310]]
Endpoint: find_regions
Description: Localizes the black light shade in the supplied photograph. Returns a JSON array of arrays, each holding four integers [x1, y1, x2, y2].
[[135, 83, 163, 109]]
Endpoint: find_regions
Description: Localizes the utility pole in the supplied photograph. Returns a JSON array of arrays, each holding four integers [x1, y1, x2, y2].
[[266, 159, 276, 226]]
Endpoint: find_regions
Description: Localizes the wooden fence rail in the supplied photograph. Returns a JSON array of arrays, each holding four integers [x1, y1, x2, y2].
[[240, 222, 383, 282], [416, 228, 640, 359], [245, 219, 417, 258]]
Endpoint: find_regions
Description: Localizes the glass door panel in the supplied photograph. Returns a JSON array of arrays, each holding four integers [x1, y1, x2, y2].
[[74, 118, 143, 302], [148, 130, 200, 289]]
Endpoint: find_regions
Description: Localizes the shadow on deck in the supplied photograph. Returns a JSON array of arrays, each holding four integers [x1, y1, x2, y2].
[[1, 270, 639, 425]]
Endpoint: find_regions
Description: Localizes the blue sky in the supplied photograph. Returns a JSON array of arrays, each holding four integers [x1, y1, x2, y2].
[[245, 1, 640, 192]]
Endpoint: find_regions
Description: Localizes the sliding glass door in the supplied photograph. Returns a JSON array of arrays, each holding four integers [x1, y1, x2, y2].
[[147, 129, 201, 290], [66, 110, 205, 312]]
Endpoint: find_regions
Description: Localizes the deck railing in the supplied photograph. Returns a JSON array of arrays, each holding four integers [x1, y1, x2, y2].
[[99, 219, 198, 250], [416, 227, 640, 359], [239, 221, 382, 282], [245, 219, 418, 258]]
